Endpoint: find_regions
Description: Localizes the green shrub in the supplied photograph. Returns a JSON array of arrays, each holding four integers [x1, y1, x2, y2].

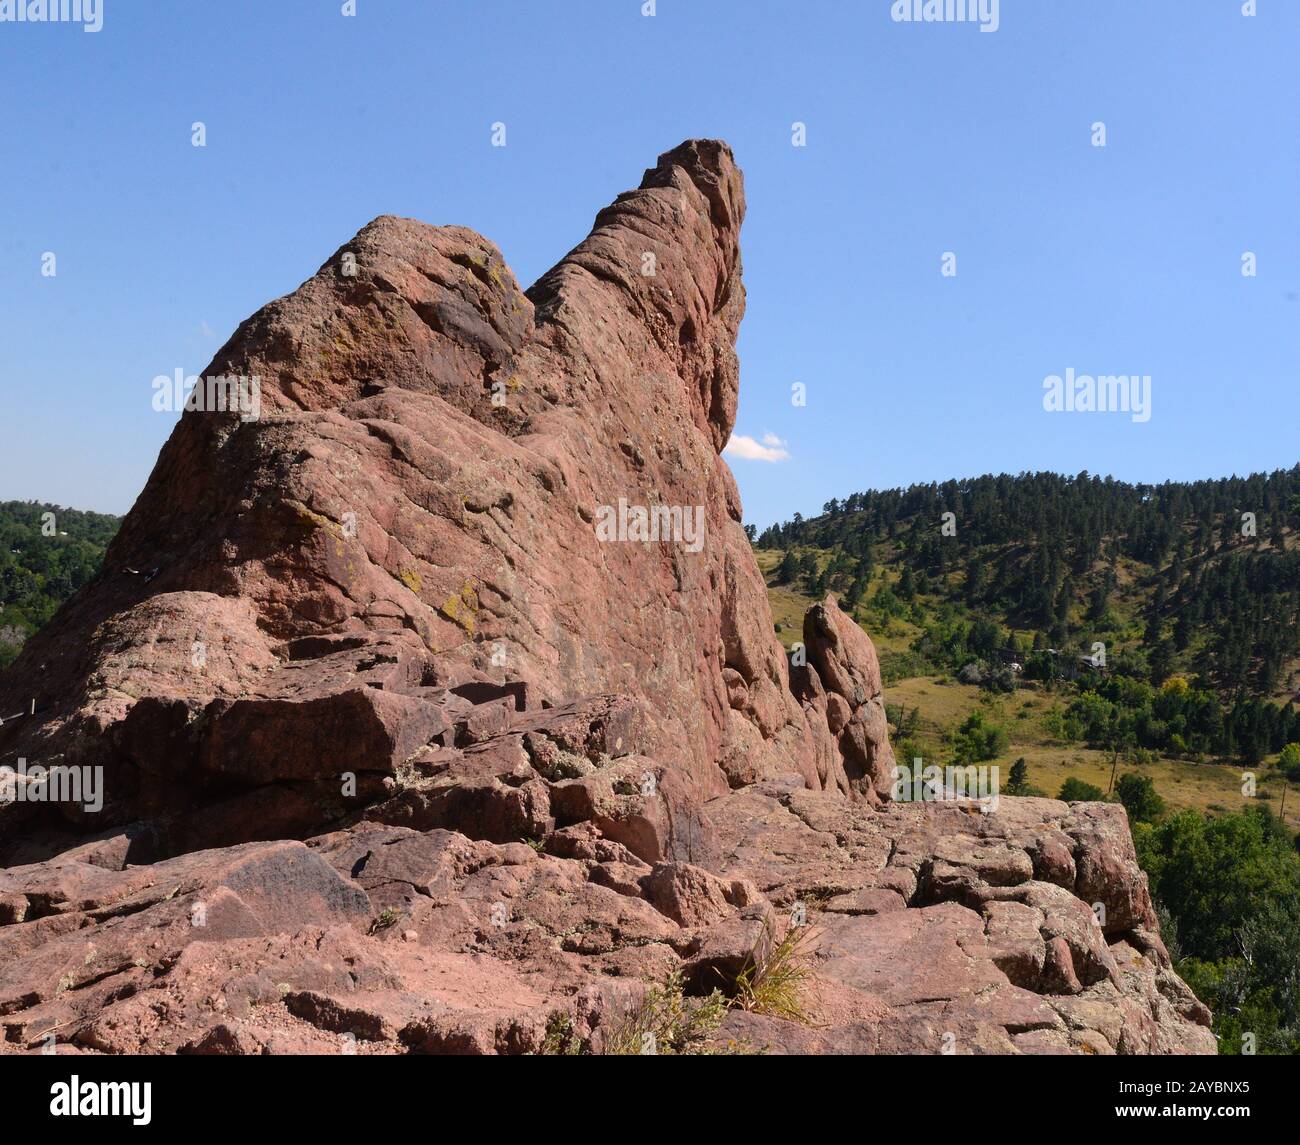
[[1058, 777, 1106, 802]]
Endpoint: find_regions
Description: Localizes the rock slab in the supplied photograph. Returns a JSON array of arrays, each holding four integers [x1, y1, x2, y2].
[[0, 141, 1212, 1056]]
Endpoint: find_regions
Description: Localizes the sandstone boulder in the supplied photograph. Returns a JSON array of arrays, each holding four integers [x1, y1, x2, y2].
[[0, 141, 1211, 1057]]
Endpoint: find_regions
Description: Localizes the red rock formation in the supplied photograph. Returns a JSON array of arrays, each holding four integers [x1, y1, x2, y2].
[[0, 142, 1213, 1055]]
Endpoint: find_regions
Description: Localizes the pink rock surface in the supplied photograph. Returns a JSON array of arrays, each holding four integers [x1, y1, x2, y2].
[[0, 141, 1211, 1056]]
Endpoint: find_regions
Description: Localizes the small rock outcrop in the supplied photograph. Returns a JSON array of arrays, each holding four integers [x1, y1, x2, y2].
[[0, 142, 1212, 1055]]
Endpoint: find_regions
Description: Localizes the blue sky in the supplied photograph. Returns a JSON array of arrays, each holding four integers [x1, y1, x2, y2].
[[1, 0, 1296, 530]]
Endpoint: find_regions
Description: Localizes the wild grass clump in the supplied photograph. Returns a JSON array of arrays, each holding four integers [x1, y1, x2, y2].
[[537, 926, 820, 1055], [602, 969, 742, 1055], [732, 926, 818, 1025], [368, 907, 402, 934], [538, 1013, 584, 1056]]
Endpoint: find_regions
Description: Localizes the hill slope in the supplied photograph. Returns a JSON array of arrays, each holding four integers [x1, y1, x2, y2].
[[757, 469, 1300, 1053], [757, 468, 1300, 764], [0, 502, 119, 670]]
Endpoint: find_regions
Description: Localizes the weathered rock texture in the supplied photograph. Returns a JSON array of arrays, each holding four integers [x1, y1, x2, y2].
[[0, 142, 1212, 1055]]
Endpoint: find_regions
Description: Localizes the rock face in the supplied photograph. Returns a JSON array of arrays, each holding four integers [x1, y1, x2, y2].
[[0, 141, 1212, 1055]]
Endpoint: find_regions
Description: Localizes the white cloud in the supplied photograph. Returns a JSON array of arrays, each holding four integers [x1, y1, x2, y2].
[[199, 321, 216, 338], [724, 432, 789, 463]]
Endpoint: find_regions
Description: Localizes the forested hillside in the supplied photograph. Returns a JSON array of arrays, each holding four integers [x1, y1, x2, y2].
[[0, 501, 119, 670], [756, 468, 1300, 766], [755, 467, 1300, 1053]]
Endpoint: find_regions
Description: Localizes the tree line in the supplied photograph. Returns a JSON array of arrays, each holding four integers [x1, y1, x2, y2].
[[0, 501, 120, 670]]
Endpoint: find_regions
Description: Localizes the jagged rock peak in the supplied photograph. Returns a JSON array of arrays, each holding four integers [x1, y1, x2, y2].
[[0, 143, 1212, 1057]]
